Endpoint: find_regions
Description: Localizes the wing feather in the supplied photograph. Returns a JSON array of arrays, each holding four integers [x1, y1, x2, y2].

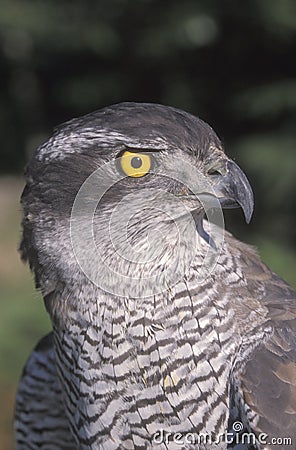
[[14, 332, 76, 449], [230, 237, 296, 449]]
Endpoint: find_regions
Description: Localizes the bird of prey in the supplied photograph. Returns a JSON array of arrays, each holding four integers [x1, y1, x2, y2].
[[15, 103, 296, 450]]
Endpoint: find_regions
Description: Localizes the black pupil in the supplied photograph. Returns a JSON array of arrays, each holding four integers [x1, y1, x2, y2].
[[131, 156, 143, 169]]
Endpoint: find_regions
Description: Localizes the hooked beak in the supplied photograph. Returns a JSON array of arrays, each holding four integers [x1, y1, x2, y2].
[[210, 159, 254, 223]]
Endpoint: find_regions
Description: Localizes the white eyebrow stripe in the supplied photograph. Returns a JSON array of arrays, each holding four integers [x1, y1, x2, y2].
[[36, 128, 168, 162]]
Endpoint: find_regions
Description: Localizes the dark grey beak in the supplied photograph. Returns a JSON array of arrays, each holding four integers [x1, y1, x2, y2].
[[211, 159, 254, 223]]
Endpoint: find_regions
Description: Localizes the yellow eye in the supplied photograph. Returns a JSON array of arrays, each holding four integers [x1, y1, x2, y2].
[[120, 151, 152, 178]]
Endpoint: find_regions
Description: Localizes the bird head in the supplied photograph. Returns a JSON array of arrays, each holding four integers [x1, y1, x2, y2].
[[20, 102, 254, 307]]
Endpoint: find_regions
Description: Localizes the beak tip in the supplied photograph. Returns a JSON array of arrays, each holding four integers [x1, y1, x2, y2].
[[228, 160, 254, 225], [242, 192, 254, 224], [245, 213, 252, 224]]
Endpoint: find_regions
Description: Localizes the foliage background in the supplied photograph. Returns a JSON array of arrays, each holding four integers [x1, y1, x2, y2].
[[0, 0, 295, 448]]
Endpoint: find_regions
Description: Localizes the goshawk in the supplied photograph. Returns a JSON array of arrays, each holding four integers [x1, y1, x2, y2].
[[15, 103, 296, 449]]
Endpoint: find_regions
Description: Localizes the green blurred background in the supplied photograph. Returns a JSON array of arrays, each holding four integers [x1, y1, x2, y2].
[[0, 0, 295, 448]]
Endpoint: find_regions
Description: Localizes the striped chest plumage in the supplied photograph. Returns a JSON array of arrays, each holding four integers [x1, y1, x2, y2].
[[53, 268, 240, 450]]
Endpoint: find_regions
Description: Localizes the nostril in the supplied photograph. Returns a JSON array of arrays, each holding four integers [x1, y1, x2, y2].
[[207, 168, 221, 176]]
